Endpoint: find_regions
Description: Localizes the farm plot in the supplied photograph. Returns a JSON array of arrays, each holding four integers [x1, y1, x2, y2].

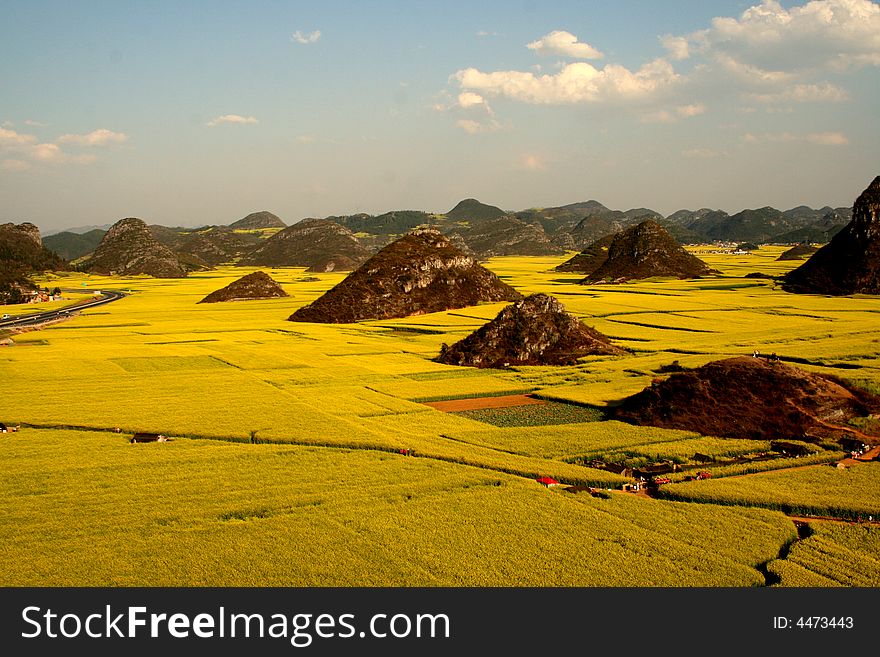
[[0, 429, 796, 586], [660, 462, 880, 520], [768, 523, 880, 587]]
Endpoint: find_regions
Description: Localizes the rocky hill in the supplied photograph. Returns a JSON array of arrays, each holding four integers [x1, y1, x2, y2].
[[613, 356, 880, 444], [581, 220, 716, 283], [437, 293, 623, 368], [198, 271, 288, 303], [83, 218, 191, 278], [783, 177, 880, 295], [777, 243, 818, 261], [289, 227, 521, 323], [555, 233, 616, 274], [241, 219, 371, 272], [0, 223, 66, 304], [229, 211, 286, 230]]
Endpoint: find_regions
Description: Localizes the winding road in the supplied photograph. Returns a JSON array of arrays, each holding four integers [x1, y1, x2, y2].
[[0, 289, 126, 330]]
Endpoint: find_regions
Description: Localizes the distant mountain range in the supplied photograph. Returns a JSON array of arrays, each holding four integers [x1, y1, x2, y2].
[[36, 198, 853, 270]]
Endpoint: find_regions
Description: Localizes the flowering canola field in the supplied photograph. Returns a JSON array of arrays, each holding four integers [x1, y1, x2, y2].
[[1, 247, 878, 585]]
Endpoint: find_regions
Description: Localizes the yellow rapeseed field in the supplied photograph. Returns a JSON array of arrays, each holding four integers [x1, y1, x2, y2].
[[0, 248, 878, 585]]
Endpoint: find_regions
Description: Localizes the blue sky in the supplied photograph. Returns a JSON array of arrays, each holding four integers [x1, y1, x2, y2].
[[1, 1, 878, 231]]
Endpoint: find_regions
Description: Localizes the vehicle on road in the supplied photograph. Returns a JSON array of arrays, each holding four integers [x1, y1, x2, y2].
[[1, 314, 9, 320]]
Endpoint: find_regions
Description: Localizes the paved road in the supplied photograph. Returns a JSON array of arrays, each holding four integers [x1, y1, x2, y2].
[[0, 290, 126, 330]]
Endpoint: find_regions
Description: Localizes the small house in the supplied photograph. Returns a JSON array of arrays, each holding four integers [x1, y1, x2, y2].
[[536, 476, 559, 487]]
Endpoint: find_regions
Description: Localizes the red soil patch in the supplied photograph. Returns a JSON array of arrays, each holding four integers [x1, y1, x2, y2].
[[423, 394, 546, 412]]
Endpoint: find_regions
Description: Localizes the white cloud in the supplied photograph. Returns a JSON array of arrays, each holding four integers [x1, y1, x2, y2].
[[527, 30, 603, 59], [676, 103, 706, 117], [57, 128, 128, 146], [457, 92, 486, 108], [682, 148, 722, 158], [23, 119, 47, 127], [744, 82, 850, 103], [660, 35, 690, 61], [639, 105, 704, 123], [742, 130, 849, 145], [688, 0, 880, 72], [456, 119, 484, 134], [517, 154, 547, 171], [454, 58, 679, 105], [0, 127, 37, 147], [806, 131, 849, 145], [291, 30, 321, 45], [446, 2, 878, 127], [476, 30, 497, 38], [206, 114, 259, 127], [640, 110, 675, 124], [2, 159, 31, 171], [31, 143, 65, 162], [296, 135, 316, 144]]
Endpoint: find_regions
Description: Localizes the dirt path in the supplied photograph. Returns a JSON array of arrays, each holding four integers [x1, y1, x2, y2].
[[423, 394, 546, 412]]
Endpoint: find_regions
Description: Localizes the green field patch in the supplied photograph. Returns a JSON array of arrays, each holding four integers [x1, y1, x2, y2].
[[453, 401, 604, 427], [111, 355, 232, 372]]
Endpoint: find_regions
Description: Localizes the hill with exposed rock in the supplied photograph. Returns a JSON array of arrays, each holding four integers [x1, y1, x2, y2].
[[198, 271, 288, 303], [83, 218, 191, 278], [581, 220, 716, 283], [437, 293, 623, 368], [1, 222, 66, 304], [783, 176, 880, 295], [289, 228, 521, 323], [613, 356, 880, 445], [241, 219, 371, 272]]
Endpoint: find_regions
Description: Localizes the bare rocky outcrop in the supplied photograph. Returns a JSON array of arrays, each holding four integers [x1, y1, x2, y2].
[[437, 293, 624, 368], [198, 271, 288, 303], [1, 222, 42, 248], [581, 219, 717, 283], [0, 222, 65, 303], [83, 217, 189, 278], [783, 176, 880, 295], [241, 219, 371, 272], [289, 228, 521, 323], [613, 356, 880, 444]]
